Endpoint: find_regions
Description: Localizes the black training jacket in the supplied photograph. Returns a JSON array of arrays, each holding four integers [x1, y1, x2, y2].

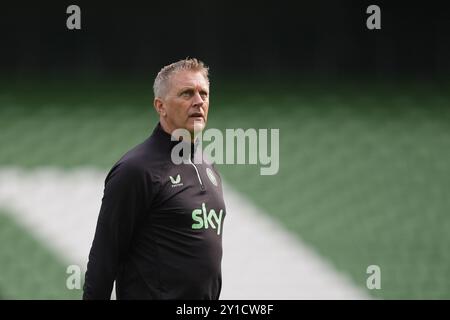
[[83, 123, 226, 300]]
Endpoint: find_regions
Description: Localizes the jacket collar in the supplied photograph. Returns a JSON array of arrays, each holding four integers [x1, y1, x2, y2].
[[151, 122, 200, 159]]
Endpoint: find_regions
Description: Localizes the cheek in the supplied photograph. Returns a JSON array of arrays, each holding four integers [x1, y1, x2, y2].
[[167, 101, 189, 119], [177, 105, 192, 124]]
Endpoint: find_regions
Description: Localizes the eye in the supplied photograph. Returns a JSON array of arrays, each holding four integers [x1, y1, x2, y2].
[[180, 90, 192, 97], [200, 91, 208, 99]]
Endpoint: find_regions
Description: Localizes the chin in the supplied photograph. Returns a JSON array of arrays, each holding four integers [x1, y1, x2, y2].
[[188, 120, 206, 133]]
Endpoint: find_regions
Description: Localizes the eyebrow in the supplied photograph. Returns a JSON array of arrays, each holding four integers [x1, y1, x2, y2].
[[178, 87, 209, 93]]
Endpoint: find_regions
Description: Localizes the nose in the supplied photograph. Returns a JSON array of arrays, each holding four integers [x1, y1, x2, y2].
[[192, 91, 204, 107]]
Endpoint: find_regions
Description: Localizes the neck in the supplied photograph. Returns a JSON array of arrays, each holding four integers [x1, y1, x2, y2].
[[159, 120, 196, 143]]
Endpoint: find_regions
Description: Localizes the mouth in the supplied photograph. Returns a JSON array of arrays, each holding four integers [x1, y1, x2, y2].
[[188, 112, 204, 120]]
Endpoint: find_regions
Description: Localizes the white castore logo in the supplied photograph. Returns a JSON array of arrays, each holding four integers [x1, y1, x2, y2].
[[169, 174, 183, 187]]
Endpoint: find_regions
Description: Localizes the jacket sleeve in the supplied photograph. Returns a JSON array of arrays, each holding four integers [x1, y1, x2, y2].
[[83, 162, 149, 299]]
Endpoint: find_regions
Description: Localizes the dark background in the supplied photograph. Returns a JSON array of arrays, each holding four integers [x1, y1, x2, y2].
[[1, 0, 449, 81]]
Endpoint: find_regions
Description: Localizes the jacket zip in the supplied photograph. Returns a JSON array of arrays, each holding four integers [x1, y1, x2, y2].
[[188, 158, 205, 191]]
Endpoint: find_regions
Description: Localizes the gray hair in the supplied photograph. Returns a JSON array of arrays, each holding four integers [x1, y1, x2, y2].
[[153, 58, 209, 98]]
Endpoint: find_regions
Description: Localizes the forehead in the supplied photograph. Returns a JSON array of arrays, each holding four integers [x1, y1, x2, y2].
[[169, 70, 209, 90]]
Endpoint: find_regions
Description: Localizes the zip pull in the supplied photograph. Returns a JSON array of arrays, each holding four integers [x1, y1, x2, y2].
[[188, 158, 205, 191]]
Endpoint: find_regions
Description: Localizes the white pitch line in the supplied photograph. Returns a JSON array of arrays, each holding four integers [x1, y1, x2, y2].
[[221, 184, 369, 299], [0, 167, 103, 267], [0, 167, 369, 299]]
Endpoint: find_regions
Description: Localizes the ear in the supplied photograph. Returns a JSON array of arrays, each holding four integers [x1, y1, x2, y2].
[[154, 98, 166, 117]]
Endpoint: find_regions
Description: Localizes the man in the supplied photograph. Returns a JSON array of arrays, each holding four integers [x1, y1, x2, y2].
[[83, 58, 226, 300]]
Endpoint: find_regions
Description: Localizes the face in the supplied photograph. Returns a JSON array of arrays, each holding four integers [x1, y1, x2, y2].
[[155, 70, 209, 136]]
